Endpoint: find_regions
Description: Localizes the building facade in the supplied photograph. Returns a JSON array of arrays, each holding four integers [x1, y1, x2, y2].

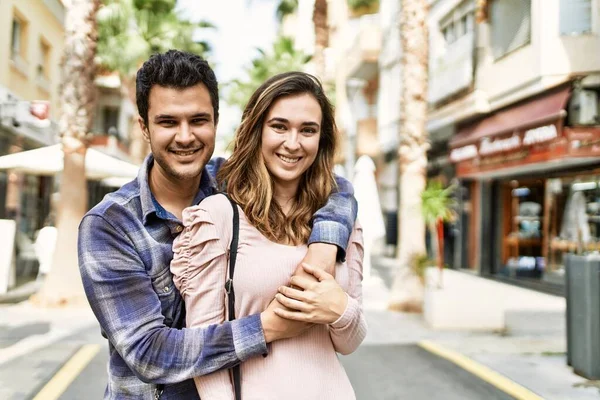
[[0, 0, 65, 242], [428, 0, 600, 293]]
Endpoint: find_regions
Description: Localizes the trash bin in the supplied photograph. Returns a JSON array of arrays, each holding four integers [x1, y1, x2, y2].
[[565, 254, 600, 379]]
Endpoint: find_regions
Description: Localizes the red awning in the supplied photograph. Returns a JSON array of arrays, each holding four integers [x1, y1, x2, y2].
[[450, 84, 572, 148]]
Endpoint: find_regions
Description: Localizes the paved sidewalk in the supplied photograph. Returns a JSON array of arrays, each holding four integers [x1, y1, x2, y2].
[[0, 301, 98, 366]]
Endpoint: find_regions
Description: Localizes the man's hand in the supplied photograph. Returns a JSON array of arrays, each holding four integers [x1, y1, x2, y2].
[[274, 263, 348, 325], [260, 297, 313, 343], [293, 243, 338, 281]]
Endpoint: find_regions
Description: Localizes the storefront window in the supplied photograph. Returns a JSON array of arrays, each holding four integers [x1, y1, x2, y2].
[[500, 179, 545, 280], [497, 170, 600, 286], [548, 175, 600, 283]]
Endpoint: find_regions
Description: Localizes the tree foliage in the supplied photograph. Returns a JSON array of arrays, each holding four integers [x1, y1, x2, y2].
[[226, 36, 310, 112], [421, 180, 456, 225], [276, 0, 299, 21], [347, 0, 379, 12], [96, 0, 214, 78]]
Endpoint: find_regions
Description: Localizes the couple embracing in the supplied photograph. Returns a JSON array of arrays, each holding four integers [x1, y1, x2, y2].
[[79, 50, 366, 400]]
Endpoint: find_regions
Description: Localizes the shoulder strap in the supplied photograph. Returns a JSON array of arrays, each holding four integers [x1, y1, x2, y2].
[[223, 193, 239, 322], [222, 193, 242, 400]]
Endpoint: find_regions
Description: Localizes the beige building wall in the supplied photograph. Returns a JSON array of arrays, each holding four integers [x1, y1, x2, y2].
[[430, 0, 600, 125], [0, 0, 65, 120]]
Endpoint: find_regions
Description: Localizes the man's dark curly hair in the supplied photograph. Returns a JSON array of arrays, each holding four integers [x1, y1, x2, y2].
[[136, 50, 219, 126]]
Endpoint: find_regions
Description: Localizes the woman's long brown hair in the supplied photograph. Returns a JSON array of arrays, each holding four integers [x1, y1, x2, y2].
[[217, 72, 338, 245]]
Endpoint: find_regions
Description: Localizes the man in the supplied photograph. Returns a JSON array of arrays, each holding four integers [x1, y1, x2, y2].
[[78, 50, 357, 399]]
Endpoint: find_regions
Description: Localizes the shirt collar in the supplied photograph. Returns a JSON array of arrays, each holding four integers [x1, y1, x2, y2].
[[139, 154, 218, 225]]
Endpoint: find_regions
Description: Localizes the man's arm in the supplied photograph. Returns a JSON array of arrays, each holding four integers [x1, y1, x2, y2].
[[78, 214, 267, 384], [209, 159, 357, 275], [208, 160, 357, 261], [301, 175, 357, 275]]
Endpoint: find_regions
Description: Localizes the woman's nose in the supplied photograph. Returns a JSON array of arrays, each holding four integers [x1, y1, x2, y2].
[[283, 131, 301, 151]]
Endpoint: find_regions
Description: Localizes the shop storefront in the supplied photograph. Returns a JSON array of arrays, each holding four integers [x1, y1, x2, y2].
[[0, 127, 55, 282], [449, 83, 600, 294]]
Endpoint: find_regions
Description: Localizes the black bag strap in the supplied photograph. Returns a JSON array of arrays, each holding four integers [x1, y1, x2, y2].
[[223, 193, 242, 400]]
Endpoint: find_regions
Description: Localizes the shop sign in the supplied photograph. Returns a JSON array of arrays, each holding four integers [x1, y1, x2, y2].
[[566, 126, 600, 156], [523, 124, 558, 146], [450, 124, 560, 163], [449, 144, 478, 162], [480, 134, 521, 155]]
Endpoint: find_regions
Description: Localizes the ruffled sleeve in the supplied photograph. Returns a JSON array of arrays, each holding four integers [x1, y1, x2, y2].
[[172, 205, 227, 319], [171, 195, 235, 399]]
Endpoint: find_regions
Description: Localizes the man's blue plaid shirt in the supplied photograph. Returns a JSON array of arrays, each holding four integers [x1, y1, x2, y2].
[[78, 155, 357, 399]]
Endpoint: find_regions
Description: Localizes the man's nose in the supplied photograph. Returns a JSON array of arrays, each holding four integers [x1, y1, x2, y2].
[[175, 122, 194, 145]]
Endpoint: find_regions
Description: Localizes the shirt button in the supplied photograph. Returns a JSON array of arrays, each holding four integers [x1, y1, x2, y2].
[[175, 225, 183, 233], [164, 286, 170, 293]]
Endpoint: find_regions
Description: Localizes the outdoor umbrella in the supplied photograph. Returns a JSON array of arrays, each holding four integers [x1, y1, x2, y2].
[[0, 144, 139, 180], [353, 155, 386, 280]]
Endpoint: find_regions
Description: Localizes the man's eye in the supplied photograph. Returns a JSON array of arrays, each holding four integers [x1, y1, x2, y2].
[[160, 120, 175, 126], [192, 118, 207, 124]]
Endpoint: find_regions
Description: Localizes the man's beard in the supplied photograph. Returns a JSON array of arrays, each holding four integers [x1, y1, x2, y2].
[[152, 145, 211, 181]]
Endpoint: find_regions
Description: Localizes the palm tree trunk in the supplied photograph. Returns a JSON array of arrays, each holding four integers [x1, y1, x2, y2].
[[436, 217, 444, 287], [428, 219, 439, 264], [389, 0, 429, 311], [121, 77, 148, 164], [312, 0, 328, 81], [33, 0, 100, 306]]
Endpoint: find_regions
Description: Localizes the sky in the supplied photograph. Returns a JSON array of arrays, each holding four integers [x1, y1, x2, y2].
[[177, 0, 280, 139]]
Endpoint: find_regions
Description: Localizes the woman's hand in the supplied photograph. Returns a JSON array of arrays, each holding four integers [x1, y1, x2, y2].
[[274, 263, 348, 325]]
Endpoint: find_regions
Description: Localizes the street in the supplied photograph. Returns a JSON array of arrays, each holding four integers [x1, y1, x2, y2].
[[0, 317, 515, 400], [2, 257, 598, 400], [342, 344, 512, 399]]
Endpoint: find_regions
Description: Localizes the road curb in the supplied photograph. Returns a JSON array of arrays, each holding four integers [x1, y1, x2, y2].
[[0, 319, 98, 367], [0, 281, 41, 304], [418, 340, 544, 400], [32, 344, 101, 400]]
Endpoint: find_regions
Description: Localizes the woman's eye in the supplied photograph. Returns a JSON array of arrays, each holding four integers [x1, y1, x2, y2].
[[272, 124, 286, 130]]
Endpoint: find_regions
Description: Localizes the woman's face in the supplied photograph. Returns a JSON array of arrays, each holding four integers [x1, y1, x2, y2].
[[261, 93, 322, 193]]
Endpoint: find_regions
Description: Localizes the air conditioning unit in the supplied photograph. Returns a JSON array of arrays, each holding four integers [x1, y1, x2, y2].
[[568, 89, 599, 126]]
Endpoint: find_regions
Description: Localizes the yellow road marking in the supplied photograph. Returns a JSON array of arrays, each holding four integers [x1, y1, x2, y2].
[[418, 340, 544, 400], [33, 344, 101, 400]]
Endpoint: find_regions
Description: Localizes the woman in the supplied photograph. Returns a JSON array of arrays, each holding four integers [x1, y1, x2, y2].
[[171, 72, 365, 399]]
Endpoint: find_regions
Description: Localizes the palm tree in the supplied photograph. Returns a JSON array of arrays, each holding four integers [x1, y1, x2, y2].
[[347, 0, 380, 15], [271, 0, 327, 81], [33, 0, 101, 306], [389, 0, 429, 311], [421, 181, 456, 287], [276, 0, 299, 21], [312, 0, 328, 81], [96, 0, 214, 163], [226, 36, 310, 112]]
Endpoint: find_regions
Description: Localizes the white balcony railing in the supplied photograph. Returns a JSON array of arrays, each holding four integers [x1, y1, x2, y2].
[[346, 13, 381, 80], [429, 30, 475, 104]]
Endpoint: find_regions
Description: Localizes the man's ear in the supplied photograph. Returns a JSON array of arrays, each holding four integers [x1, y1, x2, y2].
[[138, 116, 150, 143]]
